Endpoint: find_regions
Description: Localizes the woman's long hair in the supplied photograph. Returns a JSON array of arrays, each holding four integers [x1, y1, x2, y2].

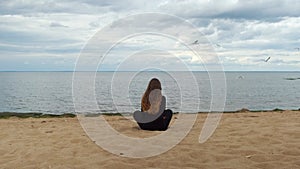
[[141, 78, 162, 112]]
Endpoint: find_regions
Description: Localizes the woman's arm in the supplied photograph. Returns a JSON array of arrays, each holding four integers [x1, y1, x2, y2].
[[134, 96, 166, 123]]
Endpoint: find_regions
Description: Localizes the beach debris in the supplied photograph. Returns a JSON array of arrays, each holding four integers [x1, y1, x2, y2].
[[238, 108, 250, 112], [120, 153, 124, 155], [247, 115, 259, 118], [45, 130, 53, 133], [41, 120, 46, 123], [265, 56, 271, 62], [272, 108, 283, 112], [245, 155, 253, 158]]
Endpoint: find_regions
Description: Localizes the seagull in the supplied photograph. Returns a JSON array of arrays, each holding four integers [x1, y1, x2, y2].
[[215, 43, 221, 47], [295, 47, 300, 51], [265, 56, 271, 62], [191, 40, 199, 45], [237, 75, 244, 79]]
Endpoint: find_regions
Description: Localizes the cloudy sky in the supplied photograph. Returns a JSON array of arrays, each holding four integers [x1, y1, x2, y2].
[[0, 0, 299, 71]]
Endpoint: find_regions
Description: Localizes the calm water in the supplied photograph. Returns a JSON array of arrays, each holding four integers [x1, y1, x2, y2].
[[0, 72, 299, 114]]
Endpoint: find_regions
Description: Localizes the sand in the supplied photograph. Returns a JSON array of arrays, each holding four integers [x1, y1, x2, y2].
[[0, 110, 299, 169]]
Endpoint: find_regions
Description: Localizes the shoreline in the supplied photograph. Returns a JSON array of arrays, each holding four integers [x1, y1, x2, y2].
[[0, 108, 299, 119]]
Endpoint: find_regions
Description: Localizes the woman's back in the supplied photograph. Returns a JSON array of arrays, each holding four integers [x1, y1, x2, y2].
[[134, 78, 173, 131]]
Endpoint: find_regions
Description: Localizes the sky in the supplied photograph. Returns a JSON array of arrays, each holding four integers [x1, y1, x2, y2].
[[0, 0, 299, 71]]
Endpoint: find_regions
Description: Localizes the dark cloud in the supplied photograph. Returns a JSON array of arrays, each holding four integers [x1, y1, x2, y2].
[[1, 0, 299, 19], [49, 22, 68, 28], [216, 0, 300, 19], [0, 0, 111, 15]]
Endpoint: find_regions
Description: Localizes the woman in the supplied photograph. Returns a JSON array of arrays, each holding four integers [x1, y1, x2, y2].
[[133, 78, 173, 131]]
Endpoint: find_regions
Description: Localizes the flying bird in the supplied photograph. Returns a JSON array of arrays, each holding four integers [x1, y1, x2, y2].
[[237, 75, 244, 79], [265, 56, 271, 62], [215, 43, 221, 47], [191, 40, 199, 45]]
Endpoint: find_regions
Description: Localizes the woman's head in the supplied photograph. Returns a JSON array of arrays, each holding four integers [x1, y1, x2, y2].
[[147, 78, 162, 91], [141, 78, 162, 111]]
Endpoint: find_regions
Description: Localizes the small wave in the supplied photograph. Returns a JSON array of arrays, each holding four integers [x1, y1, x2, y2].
[[284, 77, 300, 80]]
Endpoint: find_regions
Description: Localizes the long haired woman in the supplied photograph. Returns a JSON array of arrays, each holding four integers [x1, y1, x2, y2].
[[133, 78, 173, 131]]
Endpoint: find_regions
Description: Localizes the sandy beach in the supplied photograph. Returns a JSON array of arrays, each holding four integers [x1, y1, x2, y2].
[[0, 110, 299, 169]]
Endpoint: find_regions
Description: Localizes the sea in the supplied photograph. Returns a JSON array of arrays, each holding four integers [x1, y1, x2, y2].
[[0, 71, 299, 114]]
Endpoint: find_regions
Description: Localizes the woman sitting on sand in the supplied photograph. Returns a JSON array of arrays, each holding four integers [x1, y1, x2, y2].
[[133, 78, 173, 131]]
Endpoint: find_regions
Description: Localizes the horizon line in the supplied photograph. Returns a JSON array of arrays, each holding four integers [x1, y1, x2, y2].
[[1, 70, 300, 72]]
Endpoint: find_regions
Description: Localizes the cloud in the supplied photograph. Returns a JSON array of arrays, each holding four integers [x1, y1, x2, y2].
[[216, 0, 300, 19], [49, 22, 68, 28], [0, 0, 112, 15], [0, 0, 299, 71], [158, 0, 300, 19]]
